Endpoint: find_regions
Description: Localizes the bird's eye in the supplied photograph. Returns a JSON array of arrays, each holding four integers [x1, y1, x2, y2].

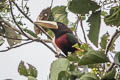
[[44, 13, 48, 17]]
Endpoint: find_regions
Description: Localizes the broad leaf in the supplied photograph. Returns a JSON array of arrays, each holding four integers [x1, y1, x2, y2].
[[18, 61, 38, 78], [50, 58, 70, 80], [0, 36, 4, 46], [87, 10, 101, 47], [18, 61, 28, 77], [101, 67, 116, 80], [79, 73, 100, 80], [79, 50, 109, 65], [114, 52, 120, 65], [27, 63, 38, 78], [52, 6, 68, 25], [104, 6, 120, 27], [68, 0, 100, 15]]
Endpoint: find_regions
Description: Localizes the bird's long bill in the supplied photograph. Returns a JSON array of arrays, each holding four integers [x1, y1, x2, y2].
[[34, 20, 58, 29]]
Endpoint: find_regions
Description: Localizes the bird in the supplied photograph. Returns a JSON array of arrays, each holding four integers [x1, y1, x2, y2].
[[34, 20, 82, 56]]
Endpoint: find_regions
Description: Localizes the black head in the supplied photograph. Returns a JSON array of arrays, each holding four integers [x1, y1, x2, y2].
[[34, 21, 73, 38], [51, 22, 73, 38]]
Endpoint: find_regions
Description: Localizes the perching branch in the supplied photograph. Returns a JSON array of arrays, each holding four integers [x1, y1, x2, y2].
[[11, 0, 62, 56]]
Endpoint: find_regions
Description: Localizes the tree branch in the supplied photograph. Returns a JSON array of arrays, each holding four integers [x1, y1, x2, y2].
[[0, 40, 34, 52], [105, 29, 120, 72], [105, 29, 120, 55], [9, 0, 31, 39], [12, 1, 52, 40], [11, 1, 63, 57]]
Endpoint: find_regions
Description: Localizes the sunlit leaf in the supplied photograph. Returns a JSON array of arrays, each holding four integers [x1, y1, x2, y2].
[[79, 50, 109, 65], [18, 61, 28, 77], [68, 0, 100, 15], [18, 61, 38, 78], [101, 11, 108, 17], [50, 58, 70, 80], [47, 30, 54, 38], [52, 6, 68, 25], [87, 10, 101, 47], [79, 73, 100, 80], [27, 63, 38, 78], [104, 6, 120, 27]]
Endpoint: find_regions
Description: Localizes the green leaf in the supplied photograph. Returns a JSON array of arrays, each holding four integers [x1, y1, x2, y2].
[[28, 76, 37, 80], [18, 61, 28, 77], [67, 54, 80, 63], [0, 36, 4, 46], [79, 50, 109, 65], [101, 11, 108, 17], [47, 30, 54, 38], [87, 10, 101, 47], [23, 28, 38, 38], [79, 73, 100, 80], [50, 58, 70, 80], [58, 71, 70, 80], [114, 52, 120, 65], [52, 6, 68, 25], [27, 63, 38, 78], [101, 67, 116, 80], [68, 0, 100, 15], [100, 33, 109, 50], [18, 61, 38, 78], [104, 6, 120, 27]]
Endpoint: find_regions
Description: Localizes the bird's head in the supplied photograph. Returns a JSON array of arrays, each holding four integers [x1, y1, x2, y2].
[[34, 20, 73, 38]]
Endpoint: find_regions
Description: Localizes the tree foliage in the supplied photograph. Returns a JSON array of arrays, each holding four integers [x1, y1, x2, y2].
[[0, 0, 120, 80]]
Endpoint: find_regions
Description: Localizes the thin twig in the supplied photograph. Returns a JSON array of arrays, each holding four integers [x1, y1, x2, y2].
[[78, 15, 88, 43], [50, 0, 54, 8], [0, 40, 34, 52], [73, 16, 82, 43], [106, 29, 120, 72], [1, 35, 29, 41], [9, 1, 30, 39], [105, 29, 120, 55], [12, 1, 52, 40]]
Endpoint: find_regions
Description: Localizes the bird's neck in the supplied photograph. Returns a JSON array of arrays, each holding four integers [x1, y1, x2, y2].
[[52, 29, 73, 38]]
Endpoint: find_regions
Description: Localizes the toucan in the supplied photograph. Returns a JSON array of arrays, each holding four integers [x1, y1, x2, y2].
[[34, 21, 82, 56]]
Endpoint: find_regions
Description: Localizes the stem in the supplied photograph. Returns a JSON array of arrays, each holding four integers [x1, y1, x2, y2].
[[78, 16, 87, 43]]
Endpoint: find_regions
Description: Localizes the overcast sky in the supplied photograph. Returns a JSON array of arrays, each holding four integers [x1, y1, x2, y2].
[[0, 0, 120, 80]]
